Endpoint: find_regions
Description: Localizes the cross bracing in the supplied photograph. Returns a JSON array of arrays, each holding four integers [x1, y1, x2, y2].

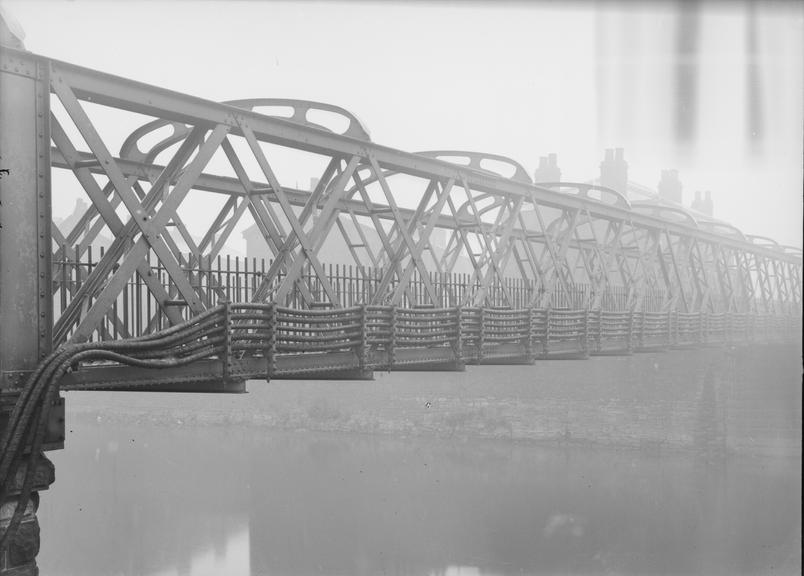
[[2, 47, 801, 348]]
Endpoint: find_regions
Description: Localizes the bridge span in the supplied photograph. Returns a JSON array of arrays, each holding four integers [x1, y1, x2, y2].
[[0, 44, 801, 575]]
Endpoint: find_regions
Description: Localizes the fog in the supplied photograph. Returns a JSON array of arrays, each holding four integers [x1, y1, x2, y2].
[[6, 0, 803, 250]]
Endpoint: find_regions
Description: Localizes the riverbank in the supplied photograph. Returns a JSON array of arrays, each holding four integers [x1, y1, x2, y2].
[[61, 343, 801, 458]]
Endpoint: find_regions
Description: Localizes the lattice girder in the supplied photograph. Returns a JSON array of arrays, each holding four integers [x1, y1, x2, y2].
[[2, 46, 797, 343]]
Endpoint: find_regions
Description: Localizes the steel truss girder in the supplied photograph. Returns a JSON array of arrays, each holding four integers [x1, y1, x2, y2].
[[51, 145, 802, 289], [4, 46, 794, 259], [54, 143, 797, 316], [2, 47, 799, 344]]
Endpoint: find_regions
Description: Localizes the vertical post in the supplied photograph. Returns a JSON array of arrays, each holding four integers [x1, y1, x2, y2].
[[724, 312, 731, 344], [388, 305, 396, 369], [358, 304, 369, 371], [636, 311, 645, 349], [582, 308, 590, 357], [626, 311, 634, 353], [220, 300, 232, 383], [597, 310, 604, 353], [453, 306, 463, 363], [0, 59, 52, 387], [544, 307, 552, 355], [477, 307, 485, 364], [264, 303, 276, 382], [1, 54, 60, 575], [698, 311, 705, 345], [666, 310, 673, 347]]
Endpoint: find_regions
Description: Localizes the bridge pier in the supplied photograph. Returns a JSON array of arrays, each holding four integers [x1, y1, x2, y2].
[[0, 454, 54, 576]]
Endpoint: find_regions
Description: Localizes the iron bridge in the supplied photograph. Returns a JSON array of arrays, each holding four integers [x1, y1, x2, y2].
[[0, 43, 801, 575]]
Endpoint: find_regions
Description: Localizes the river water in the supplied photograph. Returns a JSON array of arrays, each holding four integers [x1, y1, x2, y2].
[[37, 347, 801, 576]]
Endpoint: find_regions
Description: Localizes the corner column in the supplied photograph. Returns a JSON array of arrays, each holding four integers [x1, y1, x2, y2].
[[1, 52, 61, 575]]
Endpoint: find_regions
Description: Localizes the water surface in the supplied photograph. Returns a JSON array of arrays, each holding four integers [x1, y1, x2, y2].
[[38, 347, 801, 575]]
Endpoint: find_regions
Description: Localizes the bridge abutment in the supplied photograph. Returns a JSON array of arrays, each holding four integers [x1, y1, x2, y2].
[[0, 454, 54, 576]]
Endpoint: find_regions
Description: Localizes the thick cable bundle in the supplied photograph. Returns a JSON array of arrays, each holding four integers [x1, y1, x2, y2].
[[0, 305, 227, 552]]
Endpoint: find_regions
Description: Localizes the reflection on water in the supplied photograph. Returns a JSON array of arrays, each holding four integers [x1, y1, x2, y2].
[[39, 422, 800, 576], [149, 524, 249, 576], [37, 347, 800, 576]]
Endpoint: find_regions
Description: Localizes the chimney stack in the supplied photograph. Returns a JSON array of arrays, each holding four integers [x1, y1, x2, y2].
[[658, 169, 683, 204], [600, 148, 628, 197], [534, 153, 561, 183], [703, 190, 713, 217]]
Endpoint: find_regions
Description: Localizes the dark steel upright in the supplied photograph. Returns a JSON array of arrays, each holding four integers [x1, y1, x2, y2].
[[0, 51, 60, 576]]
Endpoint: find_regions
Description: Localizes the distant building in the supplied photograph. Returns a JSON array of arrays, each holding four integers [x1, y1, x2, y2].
[[586, 149, 699, 210], [242, 224, 270, 261], [599, 148, 628, 196], [690, 190, 714, 217], [657, 169, 683, 204], [54, 197, 91, 240], [243, 177, 322, 260], [53, 197, 114, 252], [534, 153, 561, 183]]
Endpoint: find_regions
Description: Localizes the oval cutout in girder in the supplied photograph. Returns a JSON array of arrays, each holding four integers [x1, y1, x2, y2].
[[306, 108, 351, 135], [437, 155, 472, 166], [251, 105, 295, 119], [479, 158, 517, 179]]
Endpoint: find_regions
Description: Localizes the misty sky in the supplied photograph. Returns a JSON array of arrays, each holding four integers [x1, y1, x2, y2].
[[4, 0, 803, 250]]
